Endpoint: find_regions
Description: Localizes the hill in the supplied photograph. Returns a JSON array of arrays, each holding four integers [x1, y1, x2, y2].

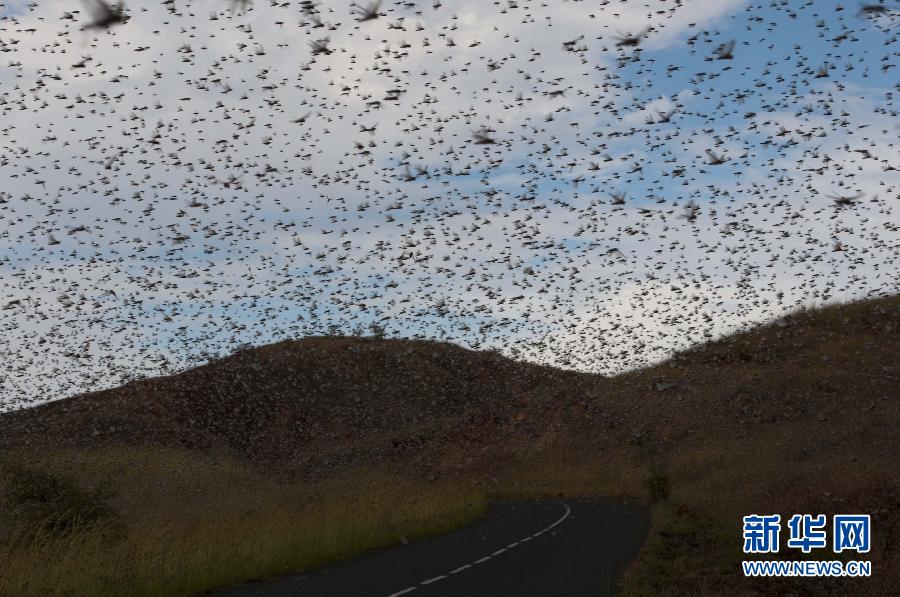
[[0, 337, 595, 479]]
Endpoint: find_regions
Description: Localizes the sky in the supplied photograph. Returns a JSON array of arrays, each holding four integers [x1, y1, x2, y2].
[[0, 0, 898, 410]]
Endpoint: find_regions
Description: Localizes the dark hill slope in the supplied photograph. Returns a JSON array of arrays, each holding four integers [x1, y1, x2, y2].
[[0, 337, 595, 474], [578, 294, 900, 458], [1, 295, 898, 480]]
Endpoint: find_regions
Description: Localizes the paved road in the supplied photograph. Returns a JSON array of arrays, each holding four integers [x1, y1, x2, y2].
[[213, 498, 650, 597]]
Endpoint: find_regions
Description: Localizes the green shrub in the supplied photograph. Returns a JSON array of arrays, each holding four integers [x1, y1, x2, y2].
[[646, 470, 670, 504], [2, 464, 118, 538]]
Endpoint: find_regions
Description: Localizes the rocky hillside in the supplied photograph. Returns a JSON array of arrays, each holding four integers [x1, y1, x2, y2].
[[0, 337, 595, 476], [591, 294, 900, 459], [1, 295, 898, 481]]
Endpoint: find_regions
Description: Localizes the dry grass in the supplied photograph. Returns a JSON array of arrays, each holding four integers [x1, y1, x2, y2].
[[0, 448, 486, 597], [615, 439, 900, 596], [1, 440, 897, 596]]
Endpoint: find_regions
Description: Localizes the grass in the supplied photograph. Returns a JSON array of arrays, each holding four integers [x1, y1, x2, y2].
[[1, 441, 898, 596], [2, 463, 123, 545], [0, 444, 682, 597], [0, 448, 487, 597], [619, 503, 734, 597], [615, 440, 900, 597]]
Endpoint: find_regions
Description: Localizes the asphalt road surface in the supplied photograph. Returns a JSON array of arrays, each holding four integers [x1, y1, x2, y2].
[[213, 498, 650, 597]]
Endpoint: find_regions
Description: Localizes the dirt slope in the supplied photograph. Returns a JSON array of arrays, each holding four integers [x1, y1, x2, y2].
[[0, 337, 594, 476], [1, 295, 898, 596], [1, 294, 897, 481]]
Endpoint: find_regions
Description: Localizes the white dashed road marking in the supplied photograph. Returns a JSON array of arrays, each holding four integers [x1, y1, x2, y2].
[[384, 502, 571, 597]]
